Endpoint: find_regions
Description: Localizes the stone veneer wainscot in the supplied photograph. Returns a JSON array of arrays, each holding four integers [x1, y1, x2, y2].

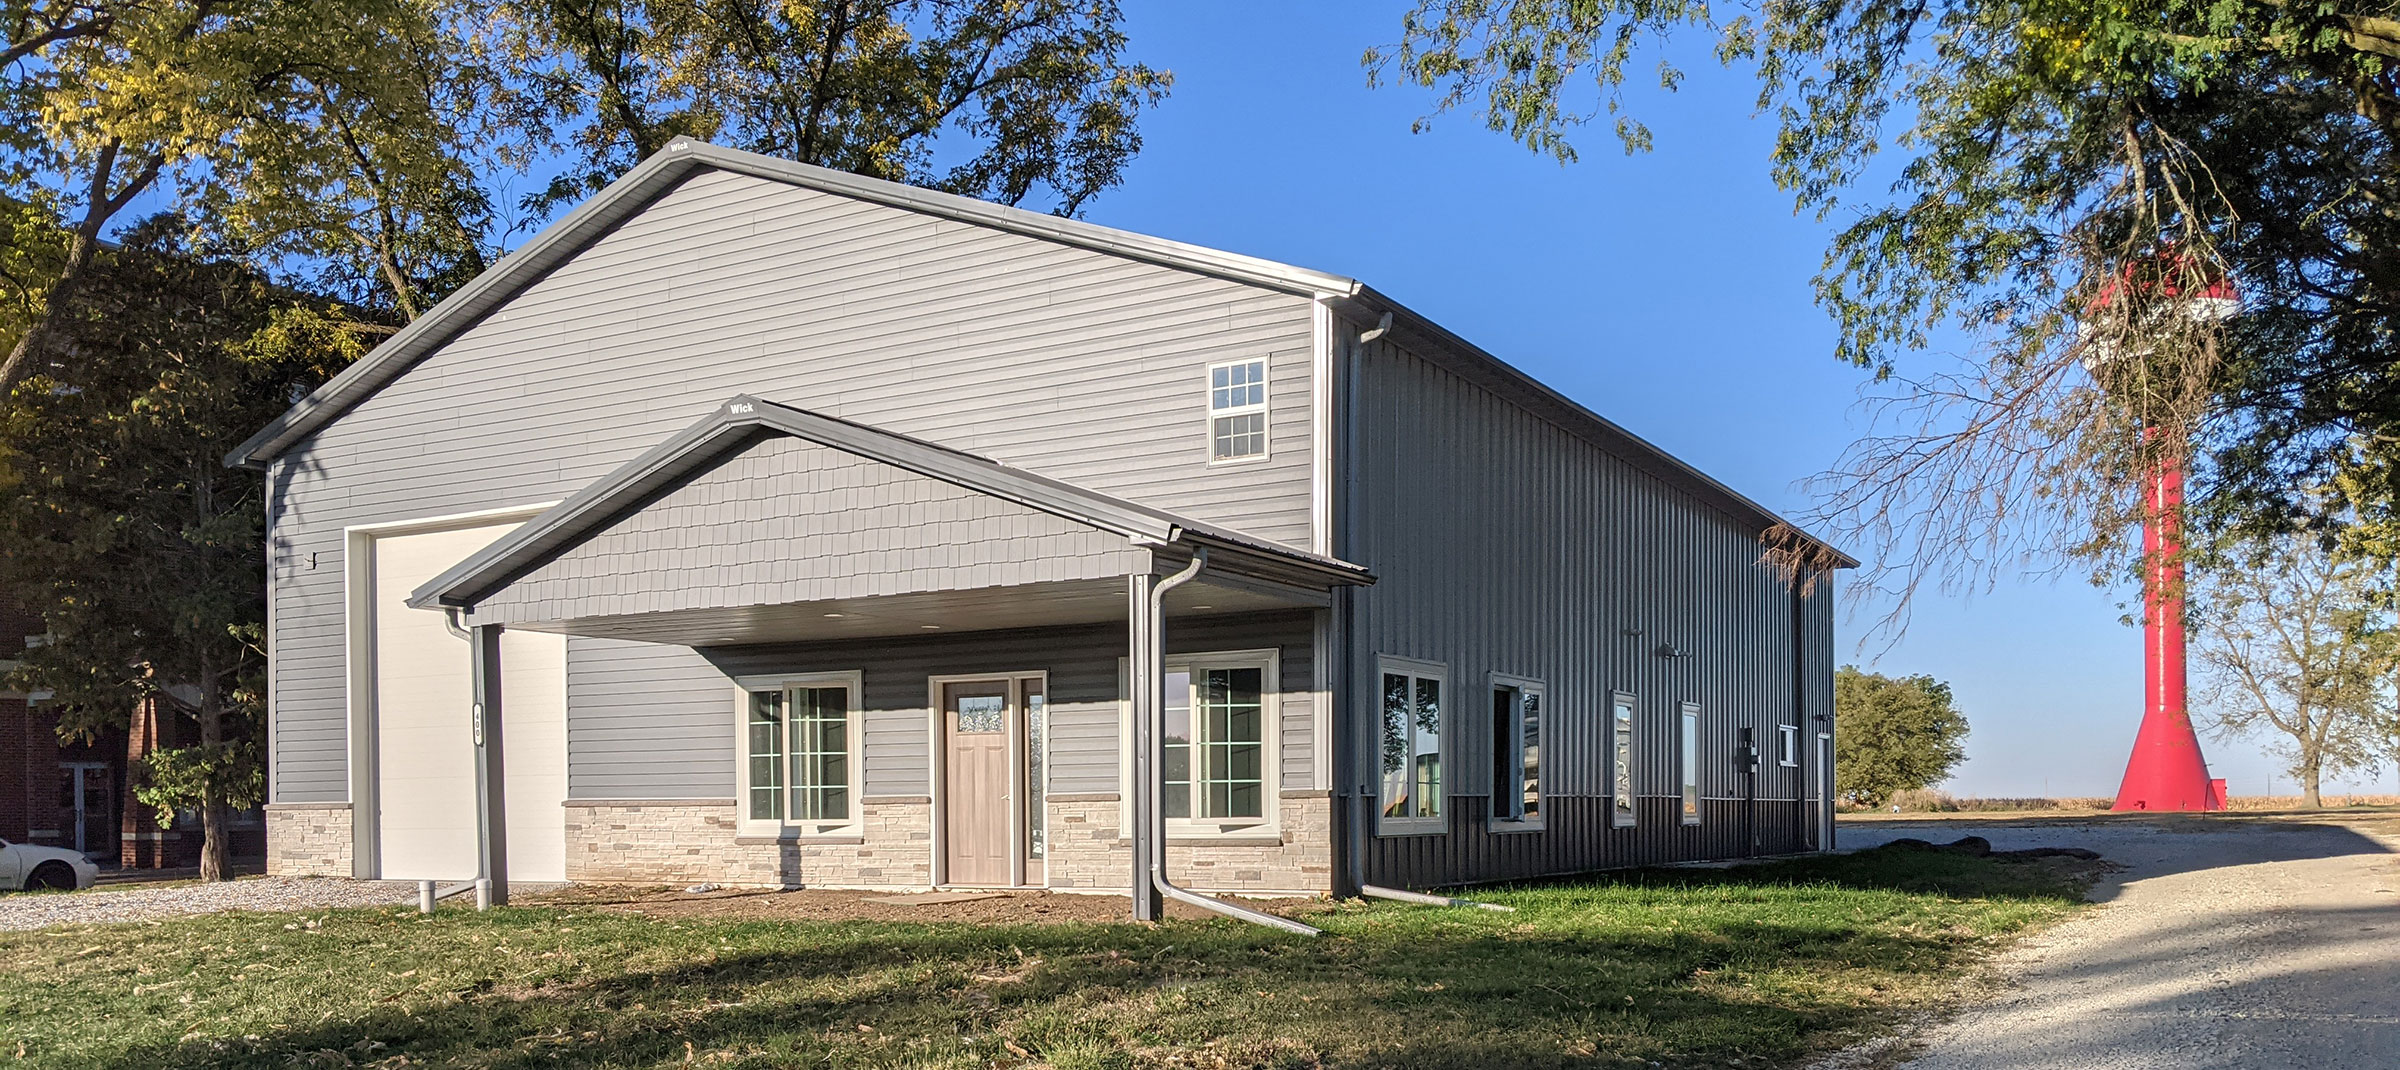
[[264, 802, 353, 877]]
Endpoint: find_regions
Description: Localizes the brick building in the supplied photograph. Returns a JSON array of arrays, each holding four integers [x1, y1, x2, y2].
[[0, 592, 261, 868]]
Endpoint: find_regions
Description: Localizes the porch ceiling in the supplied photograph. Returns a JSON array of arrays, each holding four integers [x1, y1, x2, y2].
[[501, 574, 1314, 647]]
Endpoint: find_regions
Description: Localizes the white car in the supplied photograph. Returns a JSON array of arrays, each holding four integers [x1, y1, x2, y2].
[[0, 838, 99, 891]]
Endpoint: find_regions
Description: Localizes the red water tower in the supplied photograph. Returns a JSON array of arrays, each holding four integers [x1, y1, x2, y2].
[[2087, 262, 2233, 812]]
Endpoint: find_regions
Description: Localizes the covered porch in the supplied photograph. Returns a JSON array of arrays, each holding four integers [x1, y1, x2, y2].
[[404, 396, 1371, 916]]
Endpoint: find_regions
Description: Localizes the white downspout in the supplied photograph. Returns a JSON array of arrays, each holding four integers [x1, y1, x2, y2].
[[1144, 547, 1322, 937]]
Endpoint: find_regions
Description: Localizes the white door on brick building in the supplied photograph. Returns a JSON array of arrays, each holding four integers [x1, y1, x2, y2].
[[367, 519, 567, 883]]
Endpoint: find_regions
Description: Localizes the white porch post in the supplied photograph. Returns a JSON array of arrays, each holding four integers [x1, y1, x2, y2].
[[470, 622, 510, 906], [1126, 573, 1165, 922]]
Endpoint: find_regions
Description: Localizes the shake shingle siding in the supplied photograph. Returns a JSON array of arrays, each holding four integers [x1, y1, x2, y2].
[[466, 434, 1151, 627], [1342, 323, 1834, 884], [265, 167, 1321, 804]]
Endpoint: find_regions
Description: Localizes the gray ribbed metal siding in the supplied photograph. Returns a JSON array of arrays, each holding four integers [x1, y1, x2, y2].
[[265, 167, 1320, 803], [1342, 323, 1834, 886], [567, 611, 1320, 800], [470, 433, 1150, 626]]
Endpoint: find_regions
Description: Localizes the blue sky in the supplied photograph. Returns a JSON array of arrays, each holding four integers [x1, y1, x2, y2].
[[1094, 0, 2395, 798]]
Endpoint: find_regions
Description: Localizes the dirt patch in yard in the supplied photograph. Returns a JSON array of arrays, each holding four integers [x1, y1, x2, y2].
[[520, 883, 1325, 925]]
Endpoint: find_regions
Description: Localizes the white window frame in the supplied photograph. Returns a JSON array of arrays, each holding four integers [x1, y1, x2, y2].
[[1116, 648, 1282, 840], [1778, 723, 1800, 768], [1489, 673, 1545, 832], [732, 670, 866, 839], [1205, 357, 1271, 465], [1611, 692, 1637, 829], [1680, 701, 1703, 827], [1375, 656, 1449, 836]]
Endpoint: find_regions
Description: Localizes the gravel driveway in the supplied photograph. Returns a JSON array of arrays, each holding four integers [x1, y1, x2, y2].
[[1837, 817, 2400, 1070], [0, 876, 416, 931]]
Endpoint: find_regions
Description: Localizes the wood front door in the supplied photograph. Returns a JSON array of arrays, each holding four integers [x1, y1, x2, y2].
[[943, 681, 1014, 886]]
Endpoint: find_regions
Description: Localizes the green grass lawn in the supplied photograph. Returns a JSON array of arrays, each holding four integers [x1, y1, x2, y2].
[[0, 846, 2092, 1070]]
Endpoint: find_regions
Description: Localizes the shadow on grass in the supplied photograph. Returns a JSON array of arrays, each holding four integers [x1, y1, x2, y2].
[[1469, 840, 2107, 905], [32, 847, 2092, 1070]]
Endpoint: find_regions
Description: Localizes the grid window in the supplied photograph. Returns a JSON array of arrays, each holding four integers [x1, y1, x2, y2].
[[742, 677, 860, 833], [1161, 665, 1266, 820], [1199, 668, 1264, 818], [747, 691, 786, 822], [1207, 360, 1268, 461], [1378, 661, 1445, 830], [788, 686, 849, 822], [1611, 694, 1636, 828]]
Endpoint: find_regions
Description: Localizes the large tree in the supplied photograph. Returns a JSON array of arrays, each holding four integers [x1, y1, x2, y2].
[[2195, 531, 2399, 807], [0, 0, 490, 394], [494, 0, 1172, 217], [0, 214, 368, 879], [1369, 0, 2400, 610], [1833, 667, 1970, 807]]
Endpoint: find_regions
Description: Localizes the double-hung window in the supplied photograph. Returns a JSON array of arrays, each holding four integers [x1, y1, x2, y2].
[[1680, 701, 1703, 826], [1153, 650, 1279, 831], [737, 672, 864, 836], [1490, 675, 1544, 828], [1611, 693, 1637, 828], [1377, 657, 1447, 833], [1207, 359, 1268, 462]]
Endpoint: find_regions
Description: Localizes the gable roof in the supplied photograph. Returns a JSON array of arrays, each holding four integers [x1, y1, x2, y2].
[[228, 139, 1852, 569], [407, 395, 1374, 614]]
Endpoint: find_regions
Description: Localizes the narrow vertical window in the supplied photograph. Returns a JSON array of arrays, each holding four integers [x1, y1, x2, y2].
[[747, 691, 786, 821], [1161, 669, 1193, 820], [1778, 724, 1800, 768], [1025, 678, 1047, 862], [1378, 659, 1446, 832], [789, 686, 849, 823], [1380, 673, 1411, 817], [1413, 677, 1443, 818], [1680, 701, 1702, 826], [1611, 694, 1636, 828], [1491, 680, 1544, 827], [1207, 359, 1268, 461], [1198, 667, 1264, 819]]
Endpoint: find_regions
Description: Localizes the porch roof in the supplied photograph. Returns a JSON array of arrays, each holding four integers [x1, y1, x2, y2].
[[406, 395, 1370, 643]]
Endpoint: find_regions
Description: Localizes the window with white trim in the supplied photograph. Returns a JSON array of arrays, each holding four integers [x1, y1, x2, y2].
[[1491, 676, 1543, 828], [738, 673, 863, 836], [1164, 662, 1268, 821], [1611, 693, 1637, 828], [1377, 658, 1446, 832], [1207, 359, 1268, 462], [1778, 724, 1800, 768], [1680, 701, 1703, 826]]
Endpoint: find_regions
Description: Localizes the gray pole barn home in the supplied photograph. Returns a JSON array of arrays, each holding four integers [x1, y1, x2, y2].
[[229, 140, 1850, 913]]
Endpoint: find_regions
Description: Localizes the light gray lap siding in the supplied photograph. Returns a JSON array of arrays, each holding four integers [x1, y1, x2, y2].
[[564, 637, 734, 798], [693, 611, 1317, 799], [465, 434, 1151, 628], [264, 168, 1321, 803]]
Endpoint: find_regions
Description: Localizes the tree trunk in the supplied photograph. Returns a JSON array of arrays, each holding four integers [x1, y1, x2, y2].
[[197, 686, 231, 882], [2302, 762, 2323, 809]]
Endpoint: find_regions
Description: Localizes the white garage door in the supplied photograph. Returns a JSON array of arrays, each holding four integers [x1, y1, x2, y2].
[[371, 521, 568, 882]]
